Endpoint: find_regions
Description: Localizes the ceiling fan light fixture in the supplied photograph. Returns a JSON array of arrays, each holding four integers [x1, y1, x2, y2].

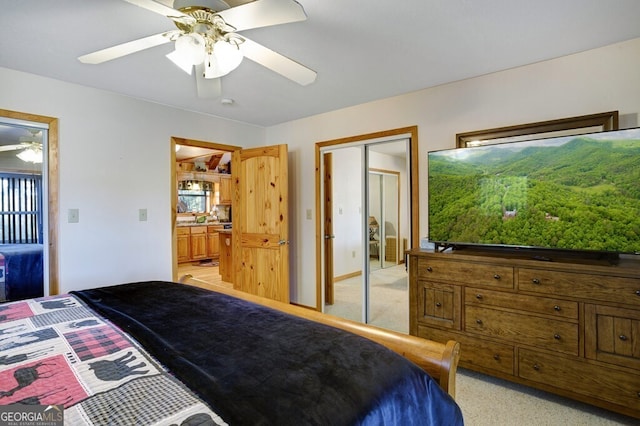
[[166, 49, 194, 74], [176, 32, 206, 64], [203, 39, 244, 79], [17, 147, 43, 164]]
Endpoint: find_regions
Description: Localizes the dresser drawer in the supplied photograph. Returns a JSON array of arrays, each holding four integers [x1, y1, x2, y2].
[[465, 287, 578, 319], [519, 268, 640, 306], [465, 305, 578, 355], [519, 348, 640, 414], [419, 327, 514, 375], [585, 304, 640, 370], [416, 281, 461, 330], [417, 258, 513, 289]]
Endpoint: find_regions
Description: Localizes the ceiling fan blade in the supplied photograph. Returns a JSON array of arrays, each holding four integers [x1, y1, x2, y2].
[[19, 135, 41, 143], [240, 37, 316, 86], [79, 32, 175, 64], [218, 0, 307, 32], [121, 0, 196, 25], [0, 144, 25, 152], [195, 64, 222, 98]]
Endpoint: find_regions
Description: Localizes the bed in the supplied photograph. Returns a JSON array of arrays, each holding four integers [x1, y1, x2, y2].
[[0, 279, 463, 425], [0, 243, 44, 302]]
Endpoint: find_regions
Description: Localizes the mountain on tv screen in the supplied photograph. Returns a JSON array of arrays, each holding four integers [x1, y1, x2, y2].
[[427, 128, 640, 254]]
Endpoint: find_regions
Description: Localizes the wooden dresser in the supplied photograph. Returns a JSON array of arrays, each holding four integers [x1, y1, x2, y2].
[[408, 248, 640, 419]]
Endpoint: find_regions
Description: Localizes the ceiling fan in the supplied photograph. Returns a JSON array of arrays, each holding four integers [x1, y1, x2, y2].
[[78, 0, 317, 98], [0, 129, 43, 163]]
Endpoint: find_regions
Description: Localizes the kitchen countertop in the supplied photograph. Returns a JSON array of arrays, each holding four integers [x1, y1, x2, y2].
[[176, 222, 232, 227]]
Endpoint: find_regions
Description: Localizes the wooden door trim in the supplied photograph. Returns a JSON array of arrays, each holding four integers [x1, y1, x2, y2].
[[0, 108, 59, 296], [170, 137, 242, 281], [314, 126, 419, 312], [323, 152, 334, 304]]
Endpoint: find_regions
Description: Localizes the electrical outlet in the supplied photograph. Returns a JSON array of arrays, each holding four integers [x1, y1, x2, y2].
[[68, 208, 79, 223], [139, 208, 148, 222]]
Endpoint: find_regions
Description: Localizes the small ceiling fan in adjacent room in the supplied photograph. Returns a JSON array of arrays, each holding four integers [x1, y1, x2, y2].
[[0, 129, 43, 163], [78, 0, 317, 98]]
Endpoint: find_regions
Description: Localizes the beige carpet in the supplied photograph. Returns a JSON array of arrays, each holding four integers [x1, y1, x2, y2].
[[325, 265, 637, 425], [457, 368, 636, 425], [325, 264, 408, 333]]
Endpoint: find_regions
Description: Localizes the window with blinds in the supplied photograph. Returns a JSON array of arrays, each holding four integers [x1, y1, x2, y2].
[[0, 173, 43, 244]]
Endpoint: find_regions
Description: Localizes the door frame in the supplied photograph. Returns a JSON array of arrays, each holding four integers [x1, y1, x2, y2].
[[0, 108, 59, 295], [314, 126, 419, 312], [170, 136, 241, 282], [323, 152, 334, 304]]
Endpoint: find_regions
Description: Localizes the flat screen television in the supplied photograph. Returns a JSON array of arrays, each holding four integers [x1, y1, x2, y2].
[[427, 127, 640, 258]]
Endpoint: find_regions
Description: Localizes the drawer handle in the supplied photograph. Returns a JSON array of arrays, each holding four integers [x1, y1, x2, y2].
[[619, 335, 628, 341], [636, 290, 640, 296], [476, 294, 483, 300], [533, 364, 540, 371], [476, 319, 483, 325], [532, 278, 541, 285], [553, 305, 561, 311], [554, 334, 561, 340], [493, 354, 500, 361], [435, 302, 442, 307], [493, 274, 501, 280], [426, 266, 433, 272]]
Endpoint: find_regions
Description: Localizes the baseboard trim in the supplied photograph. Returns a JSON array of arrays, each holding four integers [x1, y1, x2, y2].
[[333, 270, 362, 282]]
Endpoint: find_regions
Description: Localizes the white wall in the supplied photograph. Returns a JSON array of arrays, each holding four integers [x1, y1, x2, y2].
[[2, 37, 639, 306], [267, 37, 640, 307], [0, 67, 264, 293], [330, 146, 362, 277]]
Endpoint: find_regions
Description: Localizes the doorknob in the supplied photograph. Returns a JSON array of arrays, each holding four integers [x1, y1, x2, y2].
[[324, 235, 335, 239]]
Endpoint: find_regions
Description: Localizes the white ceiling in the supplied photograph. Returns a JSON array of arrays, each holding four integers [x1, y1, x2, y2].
[[1, 1, 640, 128]]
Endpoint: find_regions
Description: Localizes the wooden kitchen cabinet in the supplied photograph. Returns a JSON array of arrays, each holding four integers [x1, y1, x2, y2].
[[409, 248, 640, 419], [189, 226, 207, 260], [177, 227, 190, 263], [178, 225, 226, 263], [219, 230, 233, 283], [207, 225, 223, 258], [219, 174, 232, 204]]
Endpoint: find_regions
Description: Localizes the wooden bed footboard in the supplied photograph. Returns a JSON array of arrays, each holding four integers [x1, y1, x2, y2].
[[179, 275, 460, 398]]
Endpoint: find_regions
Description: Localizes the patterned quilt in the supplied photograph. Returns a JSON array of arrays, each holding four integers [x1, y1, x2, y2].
[[0, 294, 227, 425]]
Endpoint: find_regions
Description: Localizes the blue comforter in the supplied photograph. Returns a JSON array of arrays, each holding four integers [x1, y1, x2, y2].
[[73, 281, 464, 425], [0, 244, 43, 300]]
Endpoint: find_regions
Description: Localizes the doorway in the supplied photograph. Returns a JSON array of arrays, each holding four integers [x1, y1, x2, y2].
[[0, 109, 58, 300], [315, 126, 419, 333], [170, 136, 240, 284]]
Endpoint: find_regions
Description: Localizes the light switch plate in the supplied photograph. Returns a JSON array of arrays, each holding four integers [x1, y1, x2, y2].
[[139, 208, 148, 221], [68, 208, 79, 223]]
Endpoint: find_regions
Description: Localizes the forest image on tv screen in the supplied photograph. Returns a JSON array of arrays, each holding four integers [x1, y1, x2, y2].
[[428, 129, 640, 253]]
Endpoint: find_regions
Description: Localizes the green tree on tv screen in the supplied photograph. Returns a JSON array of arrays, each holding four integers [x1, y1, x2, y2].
[[428, 134, 640, 253]]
